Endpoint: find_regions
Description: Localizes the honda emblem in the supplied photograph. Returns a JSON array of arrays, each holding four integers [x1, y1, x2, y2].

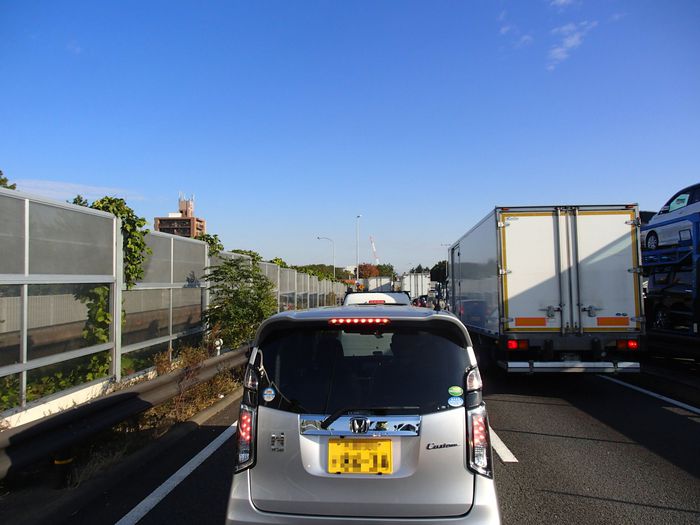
[[350, 417, 369, 434]]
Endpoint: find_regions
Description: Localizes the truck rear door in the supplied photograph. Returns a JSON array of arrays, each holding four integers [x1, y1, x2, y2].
[[573, 208, 642, 334], [499, 209, 568, 334]]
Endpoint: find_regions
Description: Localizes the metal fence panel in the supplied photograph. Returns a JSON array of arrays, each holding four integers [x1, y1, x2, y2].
[[0, 195, 25, 274], [28, 202, 113, 276], [142, 234, 172, 284], [173, 237, 206, 284]]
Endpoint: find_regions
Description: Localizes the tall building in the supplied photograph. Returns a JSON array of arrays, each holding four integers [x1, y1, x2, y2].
[[154, 194, 206, 238]]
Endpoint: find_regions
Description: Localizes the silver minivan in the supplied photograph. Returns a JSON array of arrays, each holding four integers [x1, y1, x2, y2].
[[226, 306, 500, 524]]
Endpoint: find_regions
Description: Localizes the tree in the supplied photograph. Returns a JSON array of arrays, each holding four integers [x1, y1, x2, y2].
[[376, 263, 396, 278], [232, 249, 262, 263], [0, 170, 16, 190], [430, 260, 447, 283], [269, 257, 289, 268], [410, 264, 427, 273], [70, 194, 90, 206], [203, 257, 277, 348], [196, 233, 224, 257], [358, 263, 379, 278]]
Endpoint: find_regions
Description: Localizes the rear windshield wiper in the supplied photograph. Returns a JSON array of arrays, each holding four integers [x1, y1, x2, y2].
[[320, 406, 420, 429]]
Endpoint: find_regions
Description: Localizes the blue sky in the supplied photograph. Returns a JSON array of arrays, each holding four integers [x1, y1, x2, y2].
[[1, 0, 699, 272]]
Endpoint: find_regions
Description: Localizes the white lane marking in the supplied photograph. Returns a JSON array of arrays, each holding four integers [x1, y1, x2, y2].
[[490, 428, 518, 463], [599, 375, 700, 416], [116, 421, 238, 525]]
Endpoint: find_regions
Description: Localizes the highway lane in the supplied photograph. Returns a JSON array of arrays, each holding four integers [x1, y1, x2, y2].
[[60, 373, 699, 525], [484, 372, 700, 525]]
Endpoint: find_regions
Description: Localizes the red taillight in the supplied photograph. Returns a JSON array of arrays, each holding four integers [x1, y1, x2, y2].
[[367, 299, 386, 304], [236, 404, 256, 472], [506, 339, 528, 350], [239, 410, 252, 443], [506, 340, 518, 350], [617, 339, 639, 350], [468, 406, 492, 478], [329, 318, 390, 326]]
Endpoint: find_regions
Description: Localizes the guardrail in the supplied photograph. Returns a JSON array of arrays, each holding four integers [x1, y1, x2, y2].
[[0, 346, 248, 481]]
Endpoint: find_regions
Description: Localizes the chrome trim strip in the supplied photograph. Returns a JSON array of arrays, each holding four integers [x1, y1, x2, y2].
[[299, 414, 421, 436]]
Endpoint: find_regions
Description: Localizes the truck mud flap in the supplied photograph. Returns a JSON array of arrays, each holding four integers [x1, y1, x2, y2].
[[498, 361, 640, 373]]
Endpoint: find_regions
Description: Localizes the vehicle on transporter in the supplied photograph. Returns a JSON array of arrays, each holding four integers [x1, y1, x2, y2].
[[226, 305, 500, 524], [642, 190, 700, 358], [448, 205, 645, 373]]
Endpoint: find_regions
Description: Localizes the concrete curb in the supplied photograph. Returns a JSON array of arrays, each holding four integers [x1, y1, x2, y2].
[[9, 388, 243, 525]]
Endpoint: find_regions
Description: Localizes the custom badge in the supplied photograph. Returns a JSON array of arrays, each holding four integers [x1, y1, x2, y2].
[[262, 387, 276, 402], [448, 385, 464, 397], [448, 396, 464, 407]]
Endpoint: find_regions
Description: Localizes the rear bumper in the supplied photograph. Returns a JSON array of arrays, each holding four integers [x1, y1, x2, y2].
[[226, 470, 501, 524], [498, 361, 640, 373]]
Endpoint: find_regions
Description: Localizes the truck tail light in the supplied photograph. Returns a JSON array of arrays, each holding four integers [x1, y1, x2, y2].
[[467, 404, 493, 478], [616, 339, 638, 350], [506, 339, 529, 350]]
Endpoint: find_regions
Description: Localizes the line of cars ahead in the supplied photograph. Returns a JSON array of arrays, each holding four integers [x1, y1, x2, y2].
[[226, 291, 501, 524], [223, 184, 699, 525]]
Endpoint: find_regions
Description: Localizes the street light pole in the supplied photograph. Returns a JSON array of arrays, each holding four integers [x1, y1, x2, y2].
[[355, 215, 361, 283], [317, 236, 335, 279]]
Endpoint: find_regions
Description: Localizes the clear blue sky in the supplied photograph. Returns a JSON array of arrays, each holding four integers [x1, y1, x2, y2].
[[1, 0, 698, 272]]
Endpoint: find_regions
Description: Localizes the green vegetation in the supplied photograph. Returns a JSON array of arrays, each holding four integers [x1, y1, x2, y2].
[[195, 233, 224, 257], [0, 169, 16, 190], [204, 256, 277, 348]]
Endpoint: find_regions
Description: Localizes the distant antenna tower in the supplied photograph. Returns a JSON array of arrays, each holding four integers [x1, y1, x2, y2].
[[370, 236, 380, 265]]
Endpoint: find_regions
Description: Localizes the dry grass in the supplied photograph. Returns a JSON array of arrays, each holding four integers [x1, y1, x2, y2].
[[66, 346, 240, 487]]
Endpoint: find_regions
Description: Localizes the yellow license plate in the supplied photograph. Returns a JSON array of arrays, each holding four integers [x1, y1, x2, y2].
[[327, 438, 393, 474]]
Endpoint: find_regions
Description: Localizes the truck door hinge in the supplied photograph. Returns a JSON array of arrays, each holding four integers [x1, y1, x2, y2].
[[627, 267, 642, 274], [540, 305, 561, 318], [497, 221, 510, 229], [625, 218, 641, 227], [498, 268, 511, 275], [581, 305, 601, 317], [631, 316, 645, 323], [500, 317, 514, 324]]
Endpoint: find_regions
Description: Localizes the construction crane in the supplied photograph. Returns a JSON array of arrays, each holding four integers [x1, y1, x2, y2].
[[369, 236, 380, 265]]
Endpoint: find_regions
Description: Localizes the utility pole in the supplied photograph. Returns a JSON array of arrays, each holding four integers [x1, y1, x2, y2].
[[355, 215, 361, 284]]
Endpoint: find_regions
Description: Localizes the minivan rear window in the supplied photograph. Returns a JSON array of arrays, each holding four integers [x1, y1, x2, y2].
[[257, 326, 470, 415]]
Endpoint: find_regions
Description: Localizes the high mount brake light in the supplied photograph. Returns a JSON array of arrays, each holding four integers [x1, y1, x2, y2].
[[329, 318, 391, 326]]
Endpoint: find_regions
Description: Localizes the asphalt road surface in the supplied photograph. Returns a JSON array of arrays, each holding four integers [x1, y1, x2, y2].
[[61, 370, 700, 525]]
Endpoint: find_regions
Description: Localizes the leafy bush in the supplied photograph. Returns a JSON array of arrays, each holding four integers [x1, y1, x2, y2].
[[204, 257, 277, 348]]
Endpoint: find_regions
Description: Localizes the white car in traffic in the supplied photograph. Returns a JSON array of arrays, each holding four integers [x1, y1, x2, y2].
[[642, 183, 700, 250]]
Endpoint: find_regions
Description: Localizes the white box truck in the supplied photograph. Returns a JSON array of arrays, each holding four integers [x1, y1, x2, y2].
[[448, 205, 644, 373]]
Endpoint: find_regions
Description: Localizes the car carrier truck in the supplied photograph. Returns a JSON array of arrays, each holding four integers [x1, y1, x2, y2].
[[448, 205, 644, 373]]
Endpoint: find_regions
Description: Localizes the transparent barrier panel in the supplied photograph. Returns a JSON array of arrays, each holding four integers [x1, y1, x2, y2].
[[27, 284, 112, 360], [26, 350, 111, 402], [123, 289, 170, 346], [0, 195, 25, 274], [29, 202, 113, 275], [172, 288, 202, 334], [121, 343, 169, 377], [173, 239, 206, 284], [142, 234, 172, 283], [0, 285, 21, 366]]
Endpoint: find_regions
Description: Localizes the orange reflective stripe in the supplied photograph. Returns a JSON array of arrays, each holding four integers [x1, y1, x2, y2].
[[596, 317, 629, 327], [514, 317, 547, 327]]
